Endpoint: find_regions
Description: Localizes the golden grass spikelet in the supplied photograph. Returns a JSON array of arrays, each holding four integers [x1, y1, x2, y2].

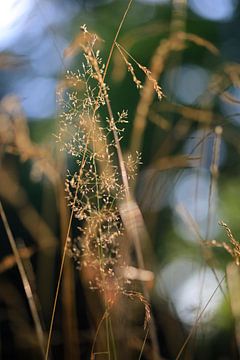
[[127, 62, 143, 89], [64, 24, 101, 59], [111, 22, 166, 82], [138, 64, 163, 100], [125, 151, 142, 180], [206, 221, 240, 266], [115, 41, 163, 99], [123, 290, 151, 330], [115, 42, 142, 89]]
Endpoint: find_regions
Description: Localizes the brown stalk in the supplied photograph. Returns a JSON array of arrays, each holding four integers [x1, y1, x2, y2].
[[130, 2, 218, 160], [112, 22, 167, 82], [45, 153, 87, 360], [0, 201, 45, 358], [0, 168, 57, 250], [57, 164, 80, 360], [45, 1, 134, 358], [0, 247, 34, 273], [154, 102, 221, 124], [90, 43, 162, 360], [206, 126, 223, 240], [153, 154, 200, 170], [130, 35, 178, 155]]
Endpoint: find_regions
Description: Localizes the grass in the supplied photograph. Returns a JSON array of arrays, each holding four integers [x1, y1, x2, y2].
[[1, 0, 240, 359]]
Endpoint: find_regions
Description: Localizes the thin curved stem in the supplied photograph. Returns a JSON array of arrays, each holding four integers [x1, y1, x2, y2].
[[44, 1, 134, 358], [0, 201, 45, 358], [175, 275, 225, 360]]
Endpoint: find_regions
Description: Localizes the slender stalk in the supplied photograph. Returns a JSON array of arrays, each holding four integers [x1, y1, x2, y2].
[[106, 314, 111, 360], [57, 175, 80, 360], [93, 55, 162, 359], [45, 1, 134, 358], [206, 126, 222, 240], [103, 0, 133, 84], [138, 327, 149, 360], [175, 275, 225, 360], [90, 310, 108, 358], [109, 315, 117, 360], [45, 156, 87, 359], [0, 201, 45, 358]]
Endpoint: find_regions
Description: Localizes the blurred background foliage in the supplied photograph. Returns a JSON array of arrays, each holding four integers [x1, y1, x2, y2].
[[1, 0, 240, 359]]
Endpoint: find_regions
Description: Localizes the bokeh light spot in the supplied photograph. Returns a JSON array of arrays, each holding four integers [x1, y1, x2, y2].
[[189, 0, 237, 22], [0, 0, 34, 50], [157, 258, 224, 325], [14, 77, 56, 119], [165, 65, 209, 105]]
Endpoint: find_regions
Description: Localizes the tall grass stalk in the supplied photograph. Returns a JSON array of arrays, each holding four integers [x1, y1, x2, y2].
[[45, 1, 135, 359], [0, 201, 45, 358]]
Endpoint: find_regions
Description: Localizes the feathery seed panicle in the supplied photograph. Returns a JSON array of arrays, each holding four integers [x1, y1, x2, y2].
[[115, 41, 163, 99], [59, 26, 147, 312]]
